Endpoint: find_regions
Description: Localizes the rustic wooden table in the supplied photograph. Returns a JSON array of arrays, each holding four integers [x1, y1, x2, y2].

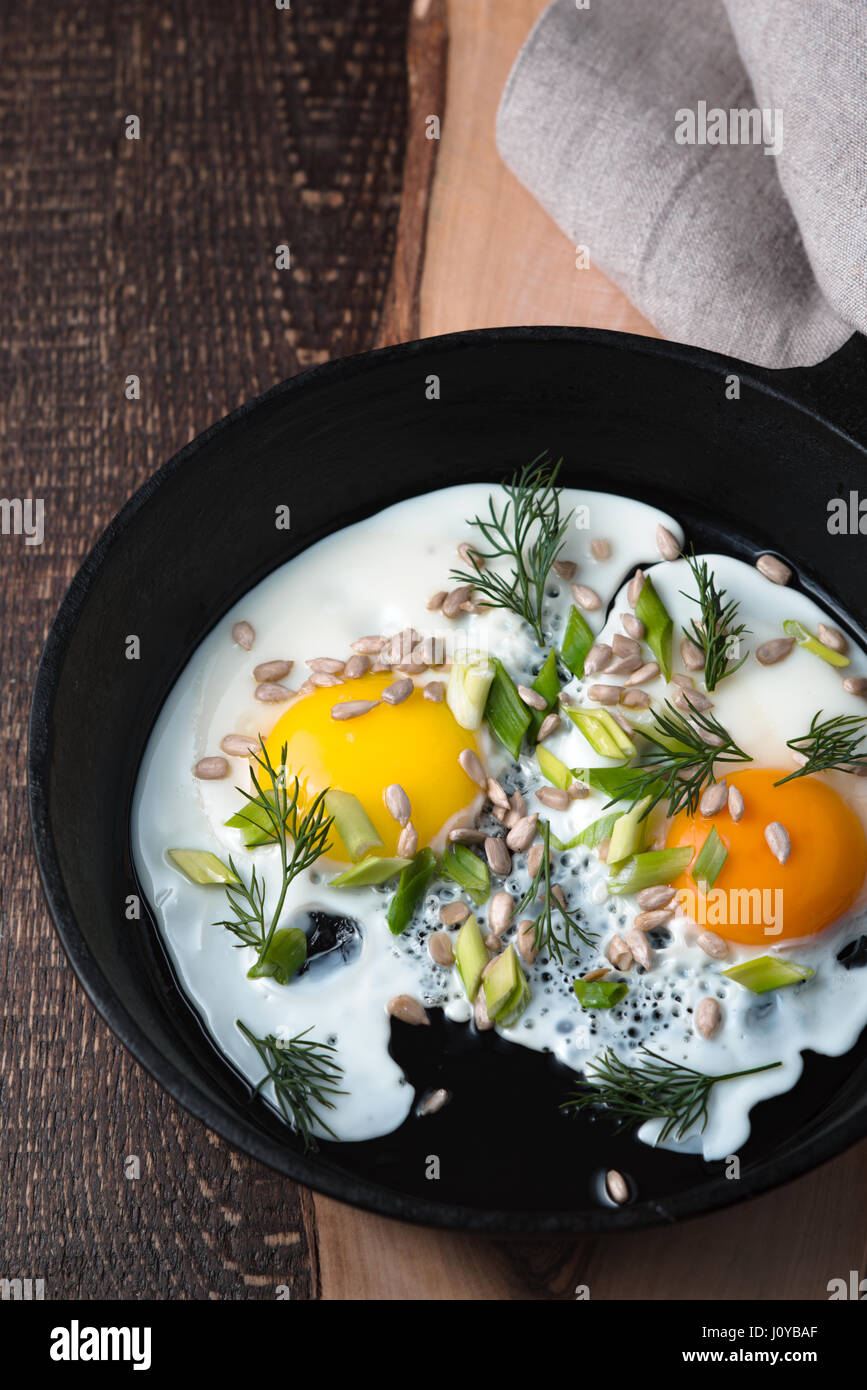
[[3, 0, 864, 1300]]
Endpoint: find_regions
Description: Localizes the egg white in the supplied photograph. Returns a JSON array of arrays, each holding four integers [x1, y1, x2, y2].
[[131, 485, 867, 1159]]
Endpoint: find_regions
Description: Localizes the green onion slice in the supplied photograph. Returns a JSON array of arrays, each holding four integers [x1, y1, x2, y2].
[[634, 575, 674, 680], [783, 619, 850, 669], [722, 955, 814, 993], [561, 605, 595, 679], [692, 824, 728, 889], [573, 979, 628, 1009], [387, 848, 437, 936], [330, 855, 411, 888], [440, 841, 491, 905], [168, 848, 240, 885], [607, 846, 693, 895], [566, 707, 637, 760], [485, 658, 531, 760]]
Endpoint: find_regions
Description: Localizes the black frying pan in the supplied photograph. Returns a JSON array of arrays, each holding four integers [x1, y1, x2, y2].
[[28, 327, 867, 1233]]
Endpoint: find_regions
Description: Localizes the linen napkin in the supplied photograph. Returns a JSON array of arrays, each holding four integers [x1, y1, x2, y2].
[[496, 0, 866, 368]]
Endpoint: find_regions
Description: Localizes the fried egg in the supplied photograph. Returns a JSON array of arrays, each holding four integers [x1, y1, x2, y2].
[[132, 484, 867, 1160]]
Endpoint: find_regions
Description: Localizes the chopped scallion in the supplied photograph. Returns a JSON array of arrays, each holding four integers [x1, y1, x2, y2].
[[573, 979, 628, 1009], [607, 846, 693, 895], [484, 658, 531, 759], [566, 707, 637, 760], [447, 652, 496, 731], [537, 744, 572, 789], [692, 824, 728, 889], [325, 789, 383, 862], [330, 855, 411, 888], [168, 848, 240, 885], [440, 841, 491, 905], [634, 575, 674, 679], [722, 955, 814, 993], [561, 605, 595, 679], [387, 848, 437, 935], [783, 619, 850, 669]]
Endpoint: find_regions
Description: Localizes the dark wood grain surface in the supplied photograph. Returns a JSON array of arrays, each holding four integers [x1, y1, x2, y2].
[[1, 0, 409, 1300]]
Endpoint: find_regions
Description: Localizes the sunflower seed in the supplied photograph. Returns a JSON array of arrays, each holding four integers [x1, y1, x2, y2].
[[420, 1088, 449, 1116], [310, 672, 344, 688], [194, 756, 229, 780], [536, 712, 561, 742], [506, 814, 538, 852], [511, 790, 527, 817], [536, 786, 570, 811], [582, 968, 610, 983], [485, 836, 512, 875], [428, 933, 455, 967], [220, 733, 260, 757], [439, 901, 469, 926], [606, 1169, 629, 1205], [843, 676, 867, 696], [623, 660, 660, 686], [699, 780, 728, 817], [352, 634, 387, 654], [382, 677, 414, 705], [458, 748, 486, 788], [627, 568, 645, 606], [458, 541, 484, 569], [633, 908, 674, 932], [384, 783, 412, 826], [474, 989, 494, 1031], [587, 683, 621, 705], [606, 652, 644, 676], [252, 659, 293, 684], [656, 524, 680, 560], [414, 636, 445, 666], [695, 997, 722, 1039], [297, 678, 316, 694], [343, 653, 370, 678], [621, 613, 645, 640], [331, 699, 380, 721], [620, 687, 650, 708], [552, 884, 568, 910], [449, 827, 486, 844], [674, 685, 712, 713], [571, 582, 601, 611], [398, 821, 419, 858], [553, 558, 577, 579], [426, 589, 447, 611], [568, 780, 589, 799], [728, 785, 745, 822], [591, 537, 612, 560], [756, 553, 792, 585], [583, 643, 613, 674], [607, 934, 632, 971], [516, 684, 547, 711], [765, 821, 791, 864], [516, 919, 538, 964], [626, 929, 653, 970], [610, 634, 638, 661], [231, 620, 255, 650], [680, 637, 704, 671], [255, 682, 294, 702], [308, 657, 345, 674], [636, 884, 675, 911], [481, 781, 505, 813], [387, 995, 430, 1026], [696, 930, 728, 959], [756, 637, 794, 666], [526, 842, 552, 877], [423, 680, 445, 702], [818, 623, 848, 654], [490, 891, 514, 935], [442, 585, 474, 618]]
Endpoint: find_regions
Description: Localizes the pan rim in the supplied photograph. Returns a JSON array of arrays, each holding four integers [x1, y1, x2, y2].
[[28, 324, 867, 1234]]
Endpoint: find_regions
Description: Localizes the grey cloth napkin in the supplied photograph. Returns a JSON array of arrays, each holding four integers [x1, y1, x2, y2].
[[496, 0, 866, 369]]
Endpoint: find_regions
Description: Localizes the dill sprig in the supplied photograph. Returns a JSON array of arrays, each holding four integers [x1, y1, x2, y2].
[[610, 701, 752, 818], [237, 1020, 345, 1152], [449, 455, 573, 645], [563, 1046, 782, 1143], [681, 552, 750, 691], [776, 711, 867, 784], [514, 819, 597, 961], [217, 740, 333, 970]]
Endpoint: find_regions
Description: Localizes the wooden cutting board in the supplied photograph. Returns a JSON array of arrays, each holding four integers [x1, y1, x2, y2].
[[321, 0, 867, 1301]]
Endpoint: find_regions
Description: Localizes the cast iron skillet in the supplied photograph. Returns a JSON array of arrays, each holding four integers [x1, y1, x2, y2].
[[29, 327, 867, 1233]]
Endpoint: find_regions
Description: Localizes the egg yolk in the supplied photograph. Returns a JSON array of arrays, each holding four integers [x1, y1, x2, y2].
[[665, 768, 867, 944], [265, 672, 482, 861]]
